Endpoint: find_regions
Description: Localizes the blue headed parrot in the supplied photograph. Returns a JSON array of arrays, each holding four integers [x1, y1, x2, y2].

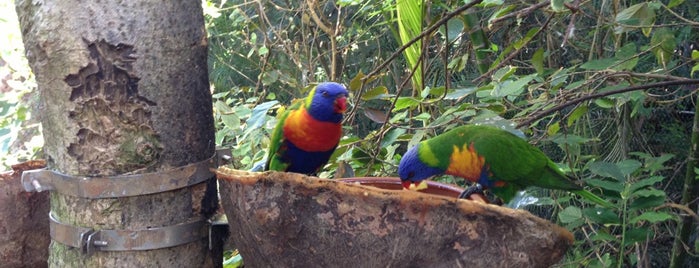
[[265, 82, 348, 175], [398, 125, 613, 208]]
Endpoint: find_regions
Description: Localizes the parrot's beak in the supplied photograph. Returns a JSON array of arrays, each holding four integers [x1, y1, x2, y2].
[[334, 96, 347, 113], [401, 180, 428, 191]]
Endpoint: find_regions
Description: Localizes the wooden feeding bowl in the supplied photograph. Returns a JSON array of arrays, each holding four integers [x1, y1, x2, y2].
[[216, 168, 573, 267]]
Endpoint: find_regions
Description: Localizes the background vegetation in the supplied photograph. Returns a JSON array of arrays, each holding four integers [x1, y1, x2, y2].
[[3, 0, 699, 267]]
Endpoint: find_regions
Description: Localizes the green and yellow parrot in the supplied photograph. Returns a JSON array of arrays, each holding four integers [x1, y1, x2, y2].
[[398, 125, 613, 207]]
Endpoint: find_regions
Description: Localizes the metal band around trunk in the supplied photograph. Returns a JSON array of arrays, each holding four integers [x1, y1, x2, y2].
[[49, 212, 208, 255], [21, 153, 217, 198]]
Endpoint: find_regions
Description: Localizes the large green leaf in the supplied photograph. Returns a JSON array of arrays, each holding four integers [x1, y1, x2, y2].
[[246, 100, 279, 130], [588, 161, 626, 182], [614, 2, 656, 37], [559, 206, 583, 224], [651, 28, 677, 68], [629, 211, 674, 224], [396, 0, 423, 90]]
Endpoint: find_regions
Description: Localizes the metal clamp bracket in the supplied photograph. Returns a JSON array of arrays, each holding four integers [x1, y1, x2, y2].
[[21, 149, 230, 199], [49, 212, 208, 256]]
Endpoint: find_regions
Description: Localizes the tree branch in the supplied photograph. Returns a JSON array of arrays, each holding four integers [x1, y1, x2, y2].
[[517, 79, 699, 128]]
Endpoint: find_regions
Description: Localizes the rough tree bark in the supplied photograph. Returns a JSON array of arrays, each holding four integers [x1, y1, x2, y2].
[[218, 169, 573, 267], [16, 0, 215, 267], [0, 161, 49, 268]]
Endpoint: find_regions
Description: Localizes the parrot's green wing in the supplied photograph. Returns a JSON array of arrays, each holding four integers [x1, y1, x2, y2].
[[265, 100, 303, 171]]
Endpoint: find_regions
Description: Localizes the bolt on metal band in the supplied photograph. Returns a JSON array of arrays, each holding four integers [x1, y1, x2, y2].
[[49, 212, 209, 256]]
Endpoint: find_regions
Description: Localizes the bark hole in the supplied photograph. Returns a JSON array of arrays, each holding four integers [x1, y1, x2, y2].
[[66, 39, 161, 175]]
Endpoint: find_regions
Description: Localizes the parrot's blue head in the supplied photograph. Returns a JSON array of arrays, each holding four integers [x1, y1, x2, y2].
[[398, 143, 444, 189], [307, 82, 349, 123]]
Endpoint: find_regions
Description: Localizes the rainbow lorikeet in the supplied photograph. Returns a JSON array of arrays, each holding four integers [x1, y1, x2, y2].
[[398, 125, 613, 208], [265, 82, 348, 175]]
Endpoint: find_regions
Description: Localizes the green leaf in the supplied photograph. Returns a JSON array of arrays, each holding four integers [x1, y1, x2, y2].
[[212, 91, 230, 99], [479, 0, 504, 7], [362, 86, 389, 101], [349, 71, 365, 92], [381, 128, 406, 148], [532, 48, 545, 75], [221, 114, 240, 130], [589, 161, 626, 181], [624, 227, 651, 246], [414, 112, 431, 121], [550, 0, 565, 12], [448, 54, 469, 72], [393, 97, 420, 111], [443, 18, 464, 43], [547, 122, 560, 136], [214, 100, 233, 114], [612, 43, 638, 71], [487, 5, 516, 27], [389, 111, 408, 124], [558, 206, 582, 223], [594, 98, 615, 108], [614, 3, 656, 37], [567, 105, 588, 127], [651, 28, 677, 68], [668, 0, 685, 8], [631, 188, 665, 198], [513, 28, 539, 50], [617, 159, 642, 176], [261, 70, 279, 85], [583, 207, 620, 225], [396, 0, 423, 89], [629, 195, 665, 210], [629, 211, 674, 224], [444, 87, 477, 100], [586, 178, 624, 193], [639, 153, 674, 174], [628, 176, 664, 194], [590, 230, 616, 242], [492, 74, 536, 97], [246, 100, 278, 130], [258, 46, 269, 56], [492, 65, 516, 82]]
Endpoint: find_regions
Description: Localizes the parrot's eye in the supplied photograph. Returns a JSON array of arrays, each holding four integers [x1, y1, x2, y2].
[[320, 90, 329, 97]]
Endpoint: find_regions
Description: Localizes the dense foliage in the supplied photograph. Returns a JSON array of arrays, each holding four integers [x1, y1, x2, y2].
[[3, 0, 699, 267], [204, 0, 699, 267]]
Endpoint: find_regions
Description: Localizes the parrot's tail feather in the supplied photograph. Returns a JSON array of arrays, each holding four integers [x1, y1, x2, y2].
[[573, 189, 615, 208]]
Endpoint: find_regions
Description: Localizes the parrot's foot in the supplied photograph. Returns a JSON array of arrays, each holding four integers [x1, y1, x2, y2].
[[458, 184, 484, 199]]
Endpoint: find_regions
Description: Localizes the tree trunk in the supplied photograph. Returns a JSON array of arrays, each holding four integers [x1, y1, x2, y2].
[[16, 1, 216, 267], [670, 94, 699, 268]]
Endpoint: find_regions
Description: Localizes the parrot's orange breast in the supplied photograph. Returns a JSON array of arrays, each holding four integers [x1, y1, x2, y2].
[[283, 107, 342, 152]]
